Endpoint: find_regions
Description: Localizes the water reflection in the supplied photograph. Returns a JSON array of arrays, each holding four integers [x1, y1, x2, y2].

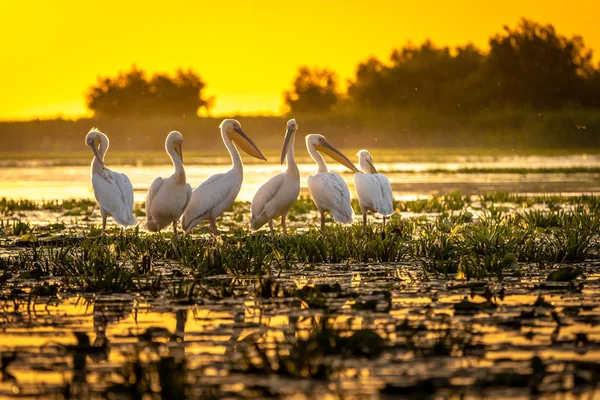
[[1, 152, 600, 201], [0, 262, 598, 398]]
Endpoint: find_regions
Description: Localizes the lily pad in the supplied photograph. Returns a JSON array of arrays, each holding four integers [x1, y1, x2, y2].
[[546, 266, 583, 282], [19, 232, 38, 243]]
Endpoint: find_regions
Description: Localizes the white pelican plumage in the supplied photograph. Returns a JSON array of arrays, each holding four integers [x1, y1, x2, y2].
[[145, 131, 192, 234], [85, 129, 137, 233], [250, 119, 300, 234], [353, 149, 394, 231], [182, 119, 266, 235], [305, 134, 360, 230]]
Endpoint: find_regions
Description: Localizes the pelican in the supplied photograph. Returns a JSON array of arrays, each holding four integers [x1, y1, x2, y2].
[[145, 131, 192, 234], [182, 119, 266, 235], [353, 149, 394, 231], [250, 119, 300, 234], [305, 134, 360, 230], [85, 129, 137, 233]]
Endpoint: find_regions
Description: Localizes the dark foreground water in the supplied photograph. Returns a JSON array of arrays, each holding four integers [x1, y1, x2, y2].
[[0, 261, 599, 399]]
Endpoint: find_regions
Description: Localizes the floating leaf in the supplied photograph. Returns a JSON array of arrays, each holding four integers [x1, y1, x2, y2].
[[47, 223, 66, 231], [501, 253, 518, 270], [19, 232, 37, 243], [546, 266, 582, 282]]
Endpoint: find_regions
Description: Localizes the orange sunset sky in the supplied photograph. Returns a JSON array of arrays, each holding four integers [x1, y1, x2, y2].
[[1, 1, 598, 120]]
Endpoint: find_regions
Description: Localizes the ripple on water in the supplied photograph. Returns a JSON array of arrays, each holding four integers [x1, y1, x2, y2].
[[0, 261, 599, 398]]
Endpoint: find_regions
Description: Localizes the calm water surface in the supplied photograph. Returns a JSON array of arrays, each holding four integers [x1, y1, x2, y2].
[[1, 152, 599, 201]]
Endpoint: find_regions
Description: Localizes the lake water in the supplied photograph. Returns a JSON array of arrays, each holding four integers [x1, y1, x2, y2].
[[1, 152, 599, 202]]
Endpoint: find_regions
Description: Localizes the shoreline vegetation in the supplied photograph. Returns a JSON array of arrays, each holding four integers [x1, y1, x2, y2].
[[1, 193, 598, 275], [0, 108, 600, 153]]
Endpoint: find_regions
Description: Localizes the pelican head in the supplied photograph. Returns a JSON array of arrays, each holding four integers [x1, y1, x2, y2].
[[85, 128, 108, 167], [306, 134, 360, 173], [280, 118, 298, 164], [220, 119, 267, 160], [357, 149, 377, 174], [166, 131, 184, 162]]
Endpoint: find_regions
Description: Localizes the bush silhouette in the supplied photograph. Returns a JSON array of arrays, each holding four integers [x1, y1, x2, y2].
[[487, 19, 595, 108], [87, 67, 212, 118], [283, 66, 340, 113]]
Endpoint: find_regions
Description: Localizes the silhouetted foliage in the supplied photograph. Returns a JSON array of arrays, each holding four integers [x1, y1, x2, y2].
[[284, 66, 340, 113], [487, 19, 595, 108], [346, 19, 600, 112], [348, 42, 486, 111], [87, 67, 212, 118]]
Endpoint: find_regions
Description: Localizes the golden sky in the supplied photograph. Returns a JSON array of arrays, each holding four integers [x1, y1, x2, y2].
[[1, 0, 598, 120]]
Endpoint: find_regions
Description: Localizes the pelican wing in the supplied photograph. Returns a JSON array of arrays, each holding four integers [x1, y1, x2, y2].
[[375, 174, 394, 215], [353, 173, 382, 213], [184, 183, 192, 210], [307, 172, 353, 223], [145, 177, 164, 215], [92, 172, 136, 226], [182, 173, 234, 231], [250, 173, 285, 229], [144, 177, 164, 230], [113, 171, 137, 225]]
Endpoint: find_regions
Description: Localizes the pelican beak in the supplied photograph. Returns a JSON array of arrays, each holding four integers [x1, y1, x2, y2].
[[175, 141, 183, 163], [316, 140, 360, 173], [92, 136, 104, 167], [232, 126, 267, 161], [280, 126, 295, 165], [367, 158, 377, 173]]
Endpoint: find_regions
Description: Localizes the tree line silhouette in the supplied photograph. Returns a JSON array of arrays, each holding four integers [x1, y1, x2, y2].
[[285, 19, 600, 114], [85, 19, 600, 120]]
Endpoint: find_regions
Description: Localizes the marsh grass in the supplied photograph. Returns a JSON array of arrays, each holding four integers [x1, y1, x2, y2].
[[1, 219, 33, 236], [394, 192, 469, 214], [0, 193, 598, 293], [0, 198, 97, 216], [55, 246, 136, 293], [1, 193, 599, 399]]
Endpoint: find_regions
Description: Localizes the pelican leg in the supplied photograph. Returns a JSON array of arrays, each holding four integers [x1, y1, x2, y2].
[[102, 214, 107, 234], [320, 212, 325, 231], [362, 210, 367, 233], [281, 214, 287, 235], [209, 219, 219, 236], [173, 221, 178, 236], [383, 216, 387, 231], [268, 220, 274, 236]]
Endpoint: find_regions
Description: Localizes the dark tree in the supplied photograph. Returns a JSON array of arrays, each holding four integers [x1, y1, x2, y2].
[[487, 19, 594, 108], [348, 42, 485, 111], [346, 19, 600, 112], [87, 67, 212, 117], [284, 66, 340, 113], [347, 57, 389, 109]]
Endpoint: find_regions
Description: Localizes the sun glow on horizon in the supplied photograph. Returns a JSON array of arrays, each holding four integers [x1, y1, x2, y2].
[[1, 0, 599, 121]]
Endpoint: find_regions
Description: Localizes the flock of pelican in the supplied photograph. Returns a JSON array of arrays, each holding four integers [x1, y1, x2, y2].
[[85, 119, 393, 235]]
